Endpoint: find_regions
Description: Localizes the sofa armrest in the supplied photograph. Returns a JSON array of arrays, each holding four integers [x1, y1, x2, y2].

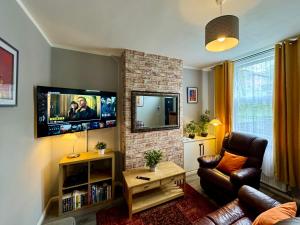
[[198, 155, 222, 168], [238, 185, 280, 215], [230, 168, 260, 187]]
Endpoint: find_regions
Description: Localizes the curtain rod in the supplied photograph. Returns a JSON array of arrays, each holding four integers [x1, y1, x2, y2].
[[201, 47, 274, 71], [233, 47, 274, 63]]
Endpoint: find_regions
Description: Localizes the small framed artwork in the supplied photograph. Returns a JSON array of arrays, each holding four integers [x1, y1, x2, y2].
[[187, 87, 198, 103], [0, 37, 18, 106], [136, 96, 144, 107]]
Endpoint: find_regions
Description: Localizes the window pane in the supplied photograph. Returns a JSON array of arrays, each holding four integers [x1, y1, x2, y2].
[[233, 50, 274, 176]]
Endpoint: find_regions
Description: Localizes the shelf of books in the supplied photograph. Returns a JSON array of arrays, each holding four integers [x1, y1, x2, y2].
[[58, 151, 115, 215]]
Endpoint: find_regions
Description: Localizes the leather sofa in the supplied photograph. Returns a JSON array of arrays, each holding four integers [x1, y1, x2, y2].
[[197, 185, 280, 225], [198, 132, 268, 201]]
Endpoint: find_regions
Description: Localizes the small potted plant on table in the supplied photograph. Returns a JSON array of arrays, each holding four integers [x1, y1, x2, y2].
[[144, 149, 163, 172], [199, 110, 210, 137], [95, 141, 107, 155], [185, 121, 197, 139]]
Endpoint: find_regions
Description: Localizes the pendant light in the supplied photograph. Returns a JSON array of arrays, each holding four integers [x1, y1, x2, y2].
[[205, 0, 239, 52]]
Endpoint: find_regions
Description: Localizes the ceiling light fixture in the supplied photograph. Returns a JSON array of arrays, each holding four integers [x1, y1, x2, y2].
[[205, 0, 239, 52]]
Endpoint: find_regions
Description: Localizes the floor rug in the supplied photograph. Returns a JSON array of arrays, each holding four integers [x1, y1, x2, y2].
[[96, 184, 217, 225]]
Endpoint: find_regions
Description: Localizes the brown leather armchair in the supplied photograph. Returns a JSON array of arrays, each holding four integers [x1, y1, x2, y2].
[[197, 132, 268, 201]]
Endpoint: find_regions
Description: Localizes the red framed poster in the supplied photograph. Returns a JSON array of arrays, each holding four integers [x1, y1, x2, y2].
[[0, 37, 18, 106]]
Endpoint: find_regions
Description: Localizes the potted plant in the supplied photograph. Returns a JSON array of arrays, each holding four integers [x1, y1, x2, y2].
[[144, 149, 163, 172], [185, 121, 197, 139], [95, 141, 107, 155], [199, 110, 210, 137]]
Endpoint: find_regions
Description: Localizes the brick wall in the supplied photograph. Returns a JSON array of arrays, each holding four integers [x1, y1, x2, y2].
[[120, 49, 184, 169]]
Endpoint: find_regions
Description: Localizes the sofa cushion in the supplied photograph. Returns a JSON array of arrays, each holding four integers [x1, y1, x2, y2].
[[252, 202, 297, 225], [216, 151, 248, 175], [199, 168, 233, 192], [207, 199, 246, 225]]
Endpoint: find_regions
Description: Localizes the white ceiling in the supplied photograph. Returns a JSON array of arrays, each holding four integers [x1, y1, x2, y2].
[[19, 0, 300, 68]]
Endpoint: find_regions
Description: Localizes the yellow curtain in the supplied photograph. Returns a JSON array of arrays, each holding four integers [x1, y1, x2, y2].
[[214, 61, 234, 152], [274, 38, 300, 188]]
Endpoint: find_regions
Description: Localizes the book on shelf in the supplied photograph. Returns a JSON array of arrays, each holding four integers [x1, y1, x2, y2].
[[62, 190, 88, 213], [91, 183, 112, 204]]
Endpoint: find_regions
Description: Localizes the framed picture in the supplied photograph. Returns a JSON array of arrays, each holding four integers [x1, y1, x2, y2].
[[187, 87, 198, 103], [136, 96, 144, 107], [0, 37, 18, 106]]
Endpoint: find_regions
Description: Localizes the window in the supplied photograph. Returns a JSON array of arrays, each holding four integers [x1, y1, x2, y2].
[[233, 50, 274, 176]]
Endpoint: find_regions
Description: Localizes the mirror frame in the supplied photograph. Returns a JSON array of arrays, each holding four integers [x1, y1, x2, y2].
[[131, 91, 180, 133]]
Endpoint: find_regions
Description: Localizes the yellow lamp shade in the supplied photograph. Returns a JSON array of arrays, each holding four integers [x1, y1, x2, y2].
[[210, 118, 222, 126], [205, 15, 239, 52]]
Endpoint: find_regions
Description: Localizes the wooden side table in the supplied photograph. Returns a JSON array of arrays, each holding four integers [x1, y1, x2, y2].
[[123, 161, 186, 219]]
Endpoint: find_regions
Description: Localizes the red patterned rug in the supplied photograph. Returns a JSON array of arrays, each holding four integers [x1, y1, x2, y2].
[[96, 184, 217, 225]]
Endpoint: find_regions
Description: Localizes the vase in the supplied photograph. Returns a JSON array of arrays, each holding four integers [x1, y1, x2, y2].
[[201, 132, 208, 137], [150, 165, 157, 172], [98, 149, 105, 155], [188, 133, 195, 139]]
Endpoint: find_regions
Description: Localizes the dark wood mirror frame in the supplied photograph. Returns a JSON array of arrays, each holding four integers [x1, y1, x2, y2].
[[131, 91, 180, 133]]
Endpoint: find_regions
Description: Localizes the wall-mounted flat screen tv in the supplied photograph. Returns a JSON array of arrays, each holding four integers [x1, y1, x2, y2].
[[36, 86, 117, 138]]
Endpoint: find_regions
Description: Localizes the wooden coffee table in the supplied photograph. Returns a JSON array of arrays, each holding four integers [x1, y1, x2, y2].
[[123, 161, 186, 219]]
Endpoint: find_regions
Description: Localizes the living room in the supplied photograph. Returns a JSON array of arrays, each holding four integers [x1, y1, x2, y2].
[[1, 0, 300, 225]]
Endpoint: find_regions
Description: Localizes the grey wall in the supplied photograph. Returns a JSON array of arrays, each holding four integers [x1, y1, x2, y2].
[[201, 70, 214, 116], [0, 1, 52, 225], [49, 48, 120, 196], [183, 68, 202, 124], [51, 48, 119, 91]]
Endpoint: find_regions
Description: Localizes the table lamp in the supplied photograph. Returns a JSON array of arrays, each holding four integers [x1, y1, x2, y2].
[[209, 118, 222, 127], [63, 133, 80, 158]]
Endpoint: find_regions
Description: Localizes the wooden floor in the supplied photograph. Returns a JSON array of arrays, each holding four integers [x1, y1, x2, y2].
[[43, 172, 288, 225]]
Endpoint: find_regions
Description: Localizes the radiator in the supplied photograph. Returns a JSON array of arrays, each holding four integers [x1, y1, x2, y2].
[[261, 174, 287, 192]]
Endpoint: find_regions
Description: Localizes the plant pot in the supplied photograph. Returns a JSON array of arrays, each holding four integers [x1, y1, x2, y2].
[[201, 132, 208, 137], [98, 149, 105, 155], [150, 165, 157, 172], [188, 133, 195, 139]]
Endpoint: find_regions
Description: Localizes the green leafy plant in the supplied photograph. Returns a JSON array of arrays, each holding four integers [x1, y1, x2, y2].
[[95, 141, 107, 150], [199, 110, 211, 134], [144, 149, 163, 168], [185, 120, 197, 135]]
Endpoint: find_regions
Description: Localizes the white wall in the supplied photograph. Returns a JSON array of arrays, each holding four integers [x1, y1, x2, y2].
[[0, 1, 52, 225]]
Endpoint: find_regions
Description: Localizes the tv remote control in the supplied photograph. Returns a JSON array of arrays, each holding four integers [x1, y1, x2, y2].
[[136, 176, 150, 181]]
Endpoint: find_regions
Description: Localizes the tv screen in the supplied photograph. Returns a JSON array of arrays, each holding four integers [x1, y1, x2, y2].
[[36, 86, 117, 137]]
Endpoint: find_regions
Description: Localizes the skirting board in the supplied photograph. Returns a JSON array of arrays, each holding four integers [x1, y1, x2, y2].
[[37, 196, 58, 225], [185, 170, 197, 176]]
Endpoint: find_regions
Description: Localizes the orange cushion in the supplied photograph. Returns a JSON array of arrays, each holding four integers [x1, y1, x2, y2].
[[252, 202, 297, 225], [216, 151, 247, 175]]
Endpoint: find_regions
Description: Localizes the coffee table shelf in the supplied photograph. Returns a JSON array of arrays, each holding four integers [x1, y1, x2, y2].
[[132, 184, 184, 214]]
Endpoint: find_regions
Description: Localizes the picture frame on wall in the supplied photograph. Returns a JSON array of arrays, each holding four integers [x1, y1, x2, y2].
[[136, 95, 144, 107], [187, 87, 198, 103], [0, 37, 18, 106]]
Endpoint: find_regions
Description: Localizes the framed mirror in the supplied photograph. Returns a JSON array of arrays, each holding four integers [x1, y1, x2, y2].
[[131, 91, 180, 133]]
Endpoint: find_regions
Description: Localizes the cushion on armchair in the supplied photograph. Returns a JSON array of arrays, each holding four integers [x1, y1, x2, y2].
[[216, 151, 248, 175]]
